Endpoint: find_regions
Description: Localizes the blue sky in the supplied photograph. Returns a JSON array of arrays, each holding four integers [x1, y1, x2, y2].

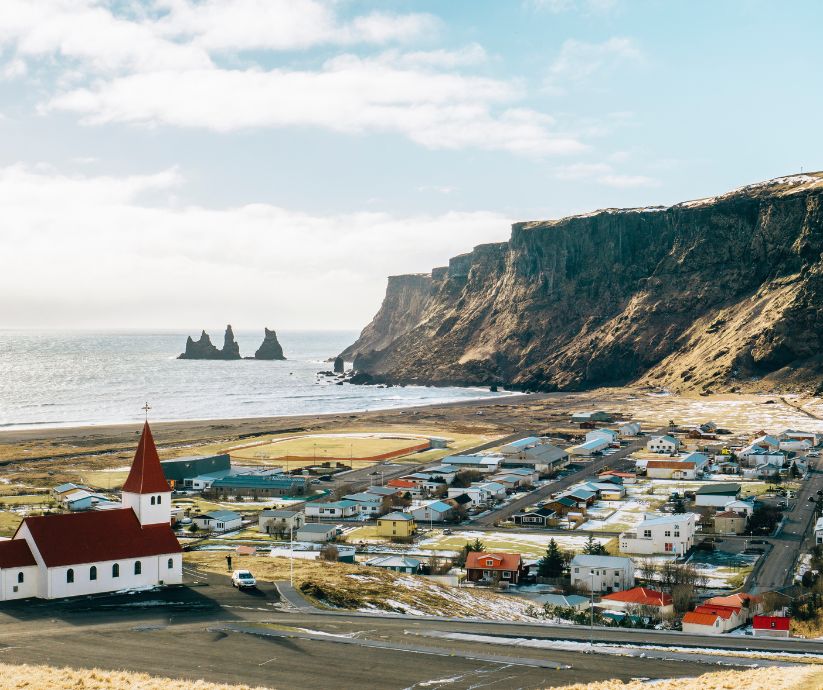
[[1, 0, 821, 329]]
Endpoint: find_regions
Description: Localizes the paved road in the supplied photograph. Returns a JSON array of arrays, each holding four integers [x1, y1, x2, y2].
[[472, 438, 645, 526], [748, 460, 823, 593], [2, 571, 820, 689]]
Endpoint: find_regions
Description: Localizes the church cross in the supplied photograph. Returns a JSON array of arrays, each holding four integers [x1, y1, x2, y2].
[[142, 402, 151, 420]]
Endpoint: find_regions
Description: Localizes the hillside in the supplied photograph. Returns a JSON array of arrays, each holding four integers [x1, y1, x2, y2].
[[343, 173, 823, 394]]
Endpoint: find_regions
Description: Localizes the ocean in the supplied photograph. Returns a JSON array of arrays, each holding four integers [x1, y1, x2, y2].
[[0, 330, 507, 430]]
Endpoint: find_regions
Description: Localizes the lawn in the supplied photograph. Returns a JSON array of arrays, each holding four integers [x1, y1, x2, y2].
[[0, 494, 52, 506], [231, 433, 429, 463], [0, 511, 22, 537], [418, 530, 612, 558], [80, 470, 130, 490], [341, 526, 383, 542]]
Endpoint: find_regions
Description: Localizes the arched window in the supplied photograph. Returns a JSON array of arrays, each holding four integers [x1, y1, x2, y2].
[[112, 563, 120, 578], [17, 572, 24, 584], [167, 558, 173, 569], [157, 495, 162, 504], [150, 496, 156, 505], [66, 568, 74, 584], [134, 561, 142, 575], [89, 566, 97, 581]]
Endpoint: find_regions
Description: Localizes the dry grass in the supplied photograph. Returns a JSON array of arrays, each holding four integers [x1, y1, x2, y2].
[[548, 666, 822, 690], [0, 661, 271, 689], [0, 511, 22, 537], [185, 552, 534, 619]]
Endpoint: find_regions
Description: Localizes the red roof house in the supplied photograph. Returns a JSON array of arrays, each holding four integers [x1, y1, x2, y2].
[[465, 552, 524, 585], [681, 610, 724, 633], [600, 587, 674, 617], [386, 479, 417, 490], [752, 615, 791, 637], [0, 540, 36, 569]]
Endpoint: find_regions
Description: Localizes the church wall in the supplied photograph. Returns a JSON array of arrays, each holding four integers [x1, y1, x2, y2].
[[122, 491, 172, 526], [46, 553, 180, 599], [0, 565, 39, 601]]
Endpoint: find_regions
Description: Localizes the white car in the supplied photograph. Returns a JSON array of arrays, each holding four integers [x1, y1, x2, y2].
[[231, 569, 257, 589]]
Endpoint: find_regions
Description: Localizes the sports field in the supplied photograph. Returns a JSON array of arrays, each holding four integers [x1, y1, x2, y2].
[[230, 433, 431, 464]]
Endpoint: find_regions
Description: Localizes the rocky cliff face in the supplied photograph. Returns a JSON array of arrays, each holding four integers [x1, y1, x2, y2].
[[179, 325, 242, 360], [254, 328, 286, 360], [344, 173, 823, 394]]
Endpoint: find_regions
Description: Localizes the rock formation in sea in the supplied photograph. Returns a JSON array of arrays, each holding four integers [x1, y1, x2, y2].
[[342, 172, 823, 394], [333, 356, 345, 373], [178, 325, 242, 360], [254, 328, 286, 360]]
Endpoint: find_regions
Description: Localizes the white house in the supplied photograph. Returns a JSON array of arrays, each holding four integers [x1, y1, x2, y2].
[[305, 500, 359, 519], [259, 509, 305, 535], [0, 422, 182, 601], [192, 510, 242, 533], [343, 493, 387, 517], [410, 500, 453, 523], [779, 429, 822, 446], [816, 516, 823, 545], [779, 439, 812, 453], [586, 429, 619, 444], [695, 483, 741, 507], [295, 524, 336, 543], [569, 554, 635, 593], [476, 481, 507, 500], [723, 497, 755, 517], [569, 437, 610, 457], [617, 422, 641, 437], [447, 486, 492, 507], [619, 513, 696, 556], [647, 435, 681, 454]]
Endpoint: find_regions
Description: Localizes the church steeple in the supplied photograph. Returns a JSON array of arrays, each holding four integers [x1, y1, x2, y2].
[[122, 420, 171, 526]]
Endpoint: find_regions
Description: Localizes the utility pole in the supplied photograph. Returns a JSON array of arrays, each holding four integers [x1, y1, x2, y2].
[[290, 523, 294, 587], [590, 571, 595, 649]]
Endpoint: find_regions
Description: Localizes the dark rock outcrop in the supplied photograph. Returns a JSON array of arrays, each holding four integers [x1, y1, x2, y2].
[[333, 356, 345, 373], [179, 325, 242, 360], [254, 328, 286, 360], [343, 173, 823, 394]]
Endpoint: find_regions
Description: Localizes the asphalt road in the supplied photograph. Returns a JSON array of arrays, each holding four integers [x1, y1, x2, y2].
[[472, 438, 645, 526], [748, 460, 823, 593], [2, 570, 820, 690]]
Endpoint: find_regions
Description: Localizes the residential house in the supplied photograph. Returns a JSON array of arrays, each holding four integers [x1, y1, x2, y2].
[[646, 460, 699, 480], [723, 497, 755, 516], [705, 593, 762, 621], [386, 479, 421, 498], [259, 509, 304, 536], [691, 604, 746, 632], [364, 485, 403, 499], [713, 510, 747, 535], [423, 465, 458, 484], [500, 439, 569, 474], [599, 470, 637, 484], [191, 510, 242, 533], [546, 496, 580, 516], [343, 492, 388, 517], [539, 593, 589, 610], [500, 467, 540, 484], [464, 552, 525, 585], [569, 554, 635, 593], [476, 481, 507, 500], [447, 485, 492, 507], [681, 611, 726, 635], [376, 512, 415, 538], [365, 555, 421, 574], [512, 507, 556, 527], [646, 435, 681, 454], [492, 475, 525, 491], [695, 483, 741, 507], [738, 447, 786, 469], [295, 523, 336, 543], [569, 437, 610, 457], [578, 481, 626, 501], [779, 439, 812, 453], [598, 587, 674, 619], [617, 422, 641, 437], [752, 615, 791, 638], [410, 500, 453, 523], [619, 513, 696, 556], [586, 428, 619, 444], [778, 429, 822, 446], [571, 411, 613, 424], [304, 500, 358, 519], [53, 483, 89, 501], [64, 491, 116, 512]]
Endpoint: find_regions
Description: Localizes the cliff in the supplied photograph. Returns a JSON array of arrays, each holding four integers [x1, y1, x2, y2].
[[179, 325, 241, 360], [254, 328, 286, 360], [343, 173, 823, 394]]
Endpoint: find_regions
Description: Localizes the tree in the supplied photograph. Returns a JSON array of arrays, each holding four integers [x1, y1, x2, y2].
[[582, 533, 607, 556], [471, 537, 485, 553], [537, 539, 565, 578], [452, 470, 483, 488], [455, 538, 485, 567], [319, 544, 339, 561], [639, 559, 658, 584]]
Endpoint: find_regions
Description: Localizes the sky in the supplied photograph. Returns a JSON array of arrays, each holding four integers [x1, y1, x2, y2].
[[1, 0, 822, 331]]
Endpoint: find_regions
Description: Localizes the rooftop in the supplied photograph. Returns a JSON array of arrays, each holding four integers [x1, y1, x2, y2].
[[379, 512, 414, 521], [696, 482, 741, 495], [602, 587, 672, 607], [297, 523, 336, 534], [465, 551, 522, 571], [122, 422, 171, 495], [570, 554, 633, 568]]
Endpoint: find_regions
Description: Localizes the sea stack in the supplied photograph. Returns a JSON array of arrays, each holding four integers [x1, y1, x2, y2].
[[333, 356, 345, 373], [178, 325, 242, 360], [254, 328, 286, 360]]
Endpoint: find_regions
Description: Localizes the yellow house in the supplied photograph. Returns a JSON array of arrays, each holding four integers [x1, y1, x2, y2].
[[376, 512, 416, 538]]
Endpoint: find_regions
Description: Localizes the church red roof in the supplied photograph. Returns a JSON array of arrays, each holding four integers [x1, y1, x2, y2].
[[122, 421, 171, 494], [17, 509, 180, 568], [0, 539, 36, 568]]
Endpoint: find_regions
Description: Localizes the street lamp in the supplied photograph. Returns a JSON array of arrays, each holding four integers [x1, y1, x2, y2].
[[590, 571, 595, 649], [290, 523, 294, 587]]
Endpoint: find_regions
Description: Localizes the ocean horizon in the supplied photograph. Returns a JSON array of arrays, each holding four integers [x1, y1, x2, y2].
[[0, 329, 509, 430]]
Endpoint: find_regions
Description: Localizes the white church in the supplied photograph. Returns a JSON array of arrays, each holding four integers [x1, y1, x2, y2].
[[0, 422, 182, 601]]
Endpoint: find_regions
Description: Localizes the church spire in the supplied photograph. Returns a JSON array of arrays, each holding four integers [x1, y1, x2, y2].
[[122, 421, 170, 494]]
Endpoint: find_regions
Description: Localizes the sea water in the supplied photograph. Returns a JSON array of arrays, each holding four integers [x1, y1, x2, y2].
[[0, 330, 507, 429]]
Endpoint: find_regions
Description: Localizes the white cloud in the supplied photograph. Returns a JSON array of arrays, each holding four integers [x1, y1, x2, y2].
[[528, 0, 618, 14], [0, 164, 512, 328], [599, 173, 659, 188], [547, 37, 641, 87], [555, 161, 659, 187], [379, 44, 488, 69], [47, 56, 585, 156]]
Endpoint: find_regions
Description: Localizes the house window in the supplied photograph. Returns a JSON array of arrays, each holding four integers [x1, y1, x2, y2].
[[90, 566, 97, 581], [168, 558, 173, 569], [134, 561, 142, 575], [664, 530, 671, 537], [574, 567, 579, 573], [643, 530, 652, 538], [674, 531, 680, 537], [486, 560, 494, 566], [502, 571, 511, 579], [67, 568, 74, 584], [151, 496, 156, 505], [112, 563, 120, 578], [17, 572, 24, 584]]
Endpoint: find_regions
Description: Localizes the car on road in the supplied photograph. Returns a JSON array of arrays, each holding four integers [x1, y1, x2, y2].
[[231, 570, 257, 589], [777, 501, 787, 508], [817, 490, 823, 496], [809, 496, 816, 502]]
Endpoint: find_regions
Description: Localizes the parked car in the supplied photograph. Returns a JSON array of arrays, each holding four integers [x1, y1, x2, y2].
[[231, 570, 257, 589]]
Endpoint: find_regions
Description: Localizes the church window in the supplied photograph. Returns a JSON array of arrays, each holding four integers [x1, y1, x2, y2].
[[112, 563, 120, 578], [151, 496, 156, 505], [134, 561, 142, 575], [67, 569, 74, 584], [17, 572, 24, 584], [167, 558, 173, 569], [89, 566, 97, 581], [157, 495, 162, 504]]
